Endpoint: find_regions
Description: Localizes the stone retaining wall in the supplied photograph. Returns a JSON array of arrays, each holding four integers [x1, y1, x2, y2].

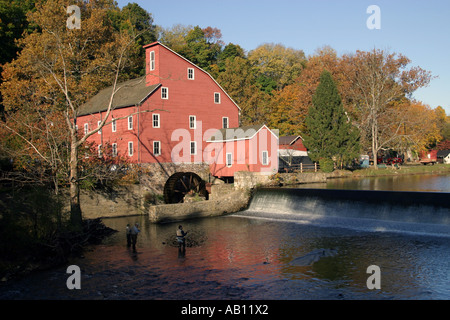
[[77, 184, 144, 219], [148, 189, 251, 224]]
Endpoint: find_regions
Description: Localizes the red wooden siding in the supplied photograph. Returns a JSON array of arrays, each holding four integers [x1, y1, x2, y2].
[[78, 42, 240, 165]]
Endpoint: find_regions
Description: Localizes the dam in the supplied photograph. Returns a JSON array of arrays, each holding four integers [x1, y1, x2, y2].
[[234, 188, 450, 237]]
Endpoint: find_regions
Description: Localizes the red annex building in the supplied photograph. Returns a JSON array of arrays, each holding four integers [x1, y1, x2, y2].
[[78, 42, 240, 167], [207, 124, 279, 178]]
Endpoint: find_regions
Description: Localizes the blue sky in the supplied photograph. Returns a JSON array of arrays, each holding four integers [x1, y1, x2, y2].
[[117, 0, 450, 114]]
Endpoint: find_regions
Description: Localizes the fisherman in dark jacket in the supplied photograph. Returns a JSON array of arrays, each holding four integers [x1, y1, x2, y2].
[[176, 225, 188, 251], [130, 223, 140, 252]]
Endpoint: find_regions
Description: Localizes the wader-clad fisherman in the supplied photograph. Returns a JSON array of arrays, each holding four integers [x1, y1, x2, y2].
[[130, 223, 140, 252], [176, 225, 188, 251]]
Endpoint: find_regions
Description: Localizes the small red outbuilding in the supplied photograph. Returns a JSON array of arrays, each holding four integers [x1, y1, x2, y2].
[[206, 124, 279, 178]]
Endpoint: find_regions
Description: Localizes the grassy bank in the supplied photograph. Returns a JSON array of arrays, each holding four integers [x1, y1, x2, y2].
[[350, 163, 450, 178]]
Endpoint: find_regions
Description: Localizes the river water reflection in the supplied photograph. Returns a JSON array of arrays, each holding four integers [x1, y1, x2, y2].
[[297, 173, 450, 192], [0, 174, 449, 300]]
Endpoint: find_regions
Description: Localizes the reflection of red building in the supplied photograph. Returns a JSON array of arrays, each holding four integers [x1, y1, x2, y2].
[[206, 124, 279, 178], [77, 41, 240, 164]]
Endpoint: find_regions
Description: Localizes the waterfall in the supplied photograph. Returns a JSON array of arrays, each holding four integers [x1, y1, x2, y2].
[[234, 188, 450, 237]]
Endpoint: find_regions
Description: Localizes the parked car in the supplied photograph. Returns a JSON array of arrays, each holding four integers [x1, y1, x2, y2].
[[386, 157, 403, 165]]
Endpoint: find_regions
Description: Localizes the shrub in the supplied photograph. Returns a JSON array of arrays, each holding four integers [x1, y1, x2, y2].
[[320, 158, 335, 173]]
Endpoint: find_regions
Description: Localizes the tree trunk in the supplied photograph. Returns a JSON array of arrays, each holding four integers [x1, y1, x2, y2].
[[69, 137, 82, 230], [372, 119, 378, 169]]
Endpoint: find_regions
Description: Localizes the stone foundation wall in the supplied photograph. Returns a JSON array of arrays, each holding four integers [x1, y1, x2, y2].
[[76, 184, 144, 219], [234, 171, 273, 189], [148, 188, 251, 224]]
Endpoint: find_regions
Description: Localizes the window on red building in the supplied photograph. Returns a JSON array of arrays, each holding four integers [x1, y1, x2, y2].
[[189, 115, 196, 129], [161, 87, 168, 99], [128, 141, 133, 157], [262, 151, 269, 165], [222, 117, 229, 129], [226, 152, 232, 167], [128, 116, 133, 130], [153, 114, 160, 128], [112, 143, 117, 157], [153, 141, 161, 156], [150, 51, 155, 71], [188, 68, 194, 80], [190, 141, 197, 155], [214, 92, 221, 104]]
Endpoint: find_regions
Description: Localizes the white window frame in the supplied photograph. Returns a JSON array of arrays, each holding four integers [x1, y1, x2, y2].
[[112, 119, 116, 132], [112, 143, 117, 157], [214, 92, 221, 104], [97, 121, 102, 134], [222, 117, 229, 129], [226, 152, 232, 167], [262, 151, 269, 166], [150, 51, 155, 71], [153, 141, 161, 156], [189, 115, 196, 129], [128, 116, 133, 130], [188, 68, 195, 80], [153, 114, 160, 128], [84, 123, 88, 135], [128, 141, 134, 157], [161, 87, 169, 100], [190, 141, 197, 155]]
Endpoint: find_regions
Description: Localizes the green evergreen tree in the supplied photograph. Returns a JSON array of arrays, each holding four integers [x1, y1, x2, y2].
[[303, 71, 359, 168]]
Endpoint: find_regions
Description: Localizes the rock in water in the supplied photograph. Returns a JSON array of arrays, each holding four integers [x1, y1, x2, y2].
[[290, 248, 338, 266]]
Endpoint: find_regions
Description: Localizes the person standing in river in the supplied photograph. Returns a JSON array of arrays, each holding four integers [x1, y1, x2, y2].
[[176, 225, 188, 252], [130, 223, 140, 253]]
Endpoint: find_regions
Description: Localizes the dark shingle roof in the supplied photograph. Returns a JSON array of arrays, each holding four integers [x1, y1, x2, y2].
[[207, 124, 278, 142], [437, 149, 450, 157], [78, 77, 160, 116], [279, 135, 302, 146]]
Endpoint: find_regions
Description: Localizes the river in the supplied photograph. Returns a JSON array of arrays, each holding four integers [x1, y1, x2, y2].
[[0, 173, 449, 300]]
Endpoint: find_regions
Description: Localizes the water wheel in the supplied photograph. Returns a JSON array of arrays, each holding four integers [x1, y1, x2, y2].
[[163, 172, 209, 204]]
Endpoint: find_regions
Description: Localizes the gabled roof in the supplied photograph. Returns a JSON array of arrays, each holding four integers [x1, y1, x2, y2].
[[279, 135, 303, 146], [207, 124, 279, 142], [437, 149, 450, 157], [78, 77, 160, 116], [143, 41, 241, 112]]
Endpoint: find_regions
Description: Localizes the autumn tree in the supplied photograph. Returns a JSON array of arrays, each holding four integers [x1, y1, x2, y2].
[[248, 43, 306, 93], [0, 0, 36, 118], [217, 56, 271, 126], [342, 49, 433, 167], [1, 0, 150, 229], [434, 106, 450, 143], [303, 71, 360, 167], [268, 46, 351, 136], [394, 101, 442, 153]]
